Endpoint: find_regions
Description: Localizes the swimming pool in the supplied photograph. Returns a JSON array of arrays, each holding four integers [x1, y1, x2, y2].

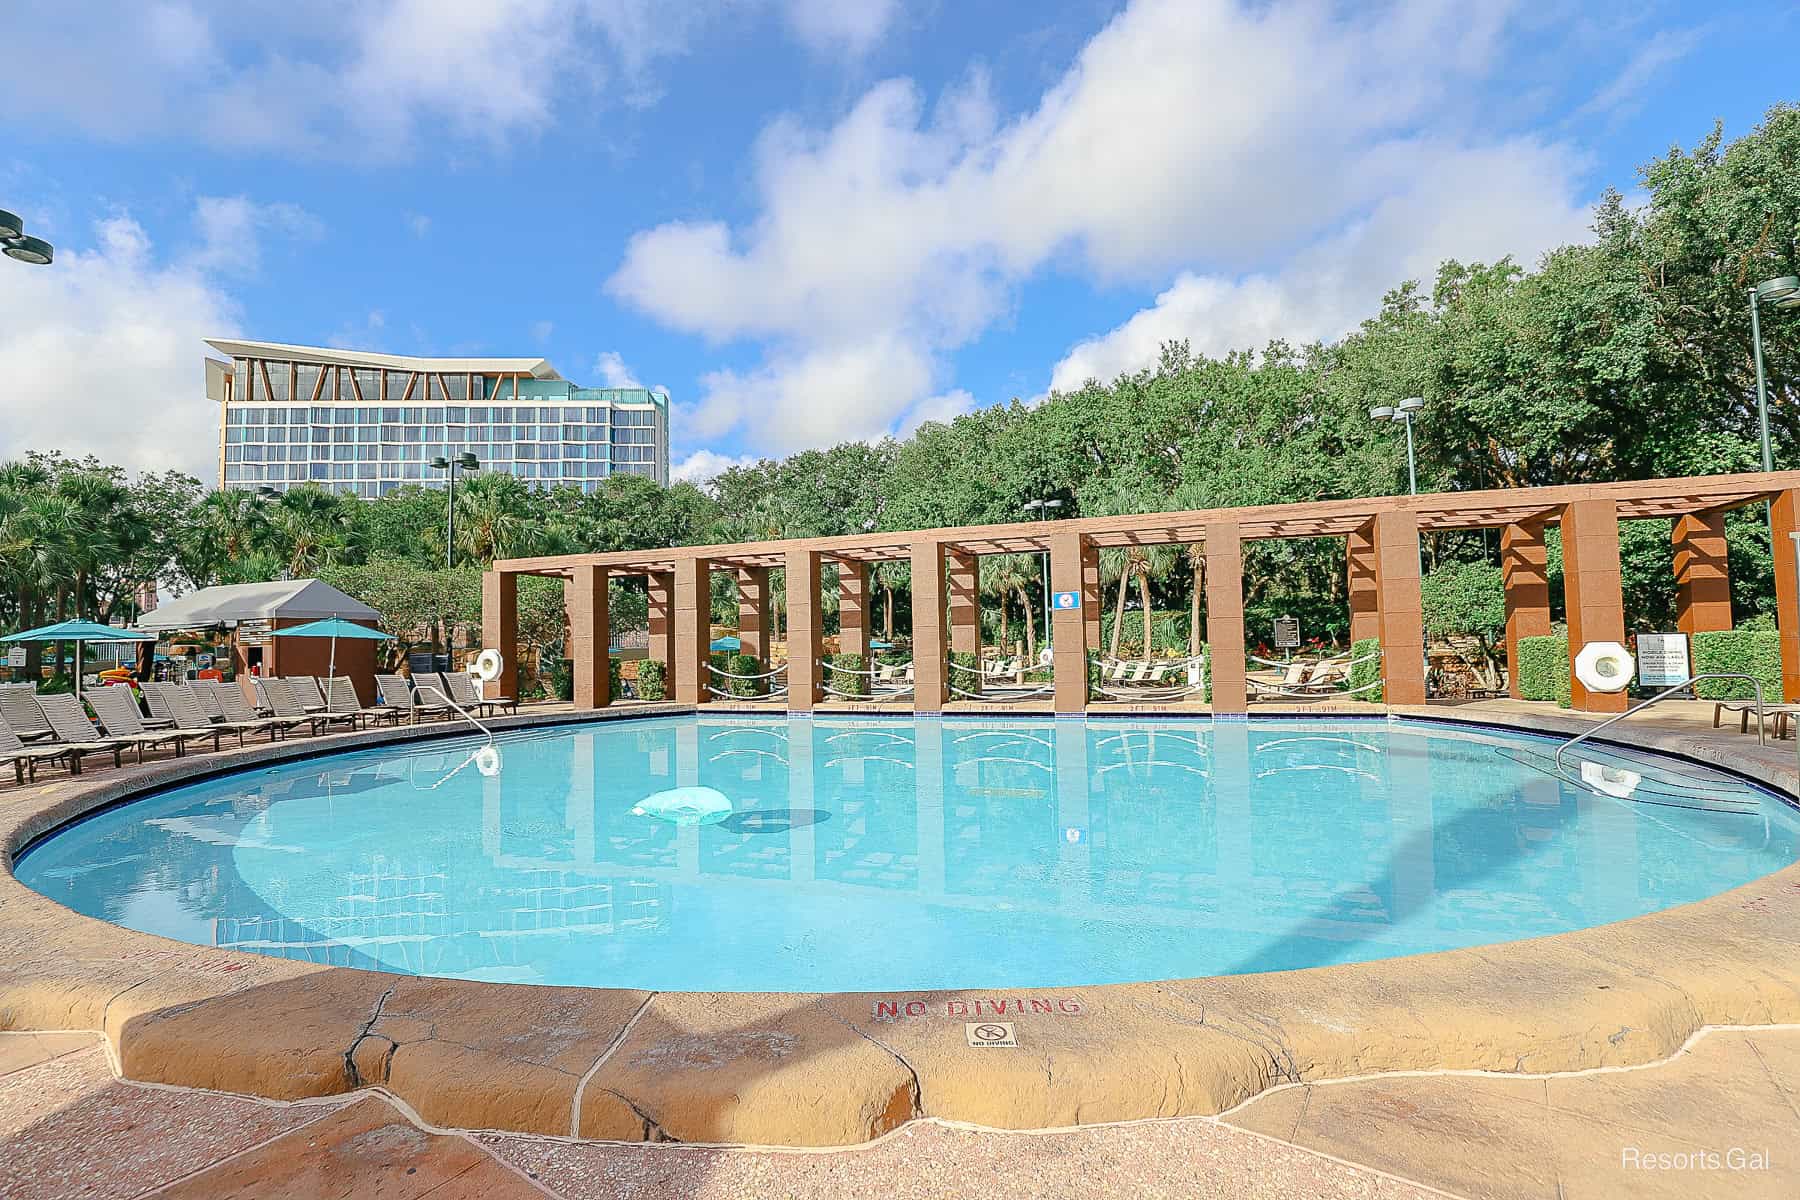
[[15, 716, 1798, 992]]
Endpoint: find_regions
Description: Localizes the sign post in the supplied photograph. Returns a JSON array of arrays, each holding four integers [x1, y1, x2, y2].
[[1273, 616, 1301, 656], [1635, 633, 1689, 689]]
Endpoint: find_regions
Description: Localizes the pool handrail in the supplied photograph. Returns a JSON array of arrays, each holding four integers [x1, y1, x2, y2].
[[1553, 673, 1768, 782]]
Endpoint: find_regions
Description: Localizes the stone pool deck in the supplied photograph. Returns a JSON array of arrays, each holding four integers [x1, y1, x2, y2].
[[2, 698, 1799, 1197]]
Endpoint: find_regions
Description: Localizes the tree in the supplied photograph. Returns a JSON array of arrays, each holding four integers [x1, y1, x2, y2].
[[1421, 560, 1506, 689]]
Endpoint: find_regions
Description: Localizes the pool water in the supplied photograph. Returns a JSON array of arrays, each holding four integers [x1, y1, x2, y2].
[[15, 716, 1799, 992]]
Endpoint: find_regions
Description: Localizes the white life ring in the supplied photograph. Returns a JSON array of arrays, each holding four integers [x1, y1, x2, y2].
[[473, 648, 505, 682], [474, 744, 502, 777], [1573, 641, 1634, 694], [1038, 646, 1055, 669]]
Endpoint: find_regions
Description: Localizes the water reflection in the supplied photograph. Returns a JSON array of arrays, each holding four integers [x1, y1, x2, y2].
[[15, 717, 1800, 992]]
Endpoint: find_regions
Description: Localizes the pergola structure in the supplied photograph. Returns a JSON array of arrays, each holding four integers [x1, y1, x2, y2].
[[487, 470, 1800, 715]]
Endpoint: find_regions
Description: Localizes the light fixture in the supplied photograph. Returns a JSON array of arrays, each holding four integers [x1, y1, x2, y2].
[[1757, 275, 1800, 306], [0, 210, 22, 241], [1397, 396, 1425, 414], [2, 235, 52, 265], [1369, 405, 1395, 421], [457, 452, 479, 470]]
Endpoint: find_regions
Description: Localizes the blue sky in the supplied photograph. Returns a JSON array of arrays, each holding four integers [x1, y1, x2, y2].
[[0, 0, 1792, 484]]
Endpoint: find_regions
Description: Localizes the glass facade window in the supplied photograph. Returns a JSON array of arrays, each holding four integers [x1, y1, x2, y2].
[[217, 351, 668, 492]]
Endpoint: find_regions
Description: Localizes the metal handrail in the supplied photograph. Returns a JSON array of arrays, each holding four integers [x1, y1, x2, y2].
[[1554, 673, 1765, 780], [414, 684, 495, 746]]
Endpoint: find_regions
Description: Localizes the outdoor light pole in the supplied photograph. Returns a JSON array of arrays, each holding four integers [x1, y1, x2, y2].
[[0, 209, 53, 266], [1023, 497, 1064, 646], [431, 453, 480, 571], [1369, 397, 1426, 495], [1751, 276, 1800, 474]]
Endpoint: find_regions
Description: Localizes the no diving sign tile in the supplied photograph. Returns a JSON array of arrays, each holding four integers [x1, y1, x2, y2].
[[966, 1021, 1017, 1047]]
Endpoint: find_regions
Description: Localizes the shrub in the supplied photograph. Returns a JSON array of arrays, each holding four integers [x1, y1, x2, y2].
[[1348, 637, 1382, 702], [950, 651, 982, 697], [1515, 635, 1569, 706], [726, 653, 766, 697], [609, 656, 622, 700], [1691, 629, 1782, 701], [637, 658, 668, 700], [827, 653, 870, 697], [552, 658, 574, 702]]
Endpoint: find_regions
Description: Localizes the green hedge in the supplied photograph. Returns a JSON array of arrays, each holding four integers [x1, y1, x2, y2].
[[609, 656, 622, 700], [1349, 637, 1382, 703], [1515, 635, 1570, 706], [950, 651, 982, 697], [636, 658, 667, 701], [826, 653, 870, 697], [724, 653, 766, 697], [1201, 644, 1212, 703], [1691, 629, 1782, 700]]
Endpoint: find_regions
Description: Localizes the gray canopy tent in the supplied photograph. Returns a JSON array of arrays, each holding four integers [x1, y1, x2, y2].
[[136, 580, 384, 701]]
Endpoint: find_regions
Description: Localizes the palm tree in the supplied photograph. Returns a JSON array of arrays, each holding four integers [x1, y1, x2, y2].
[[1086, 486, 1176, 658], [872, 560, 908, 641], [268, 486, 359, 578], [980, 553, 1039, 659], [453, 472, 537, 563]]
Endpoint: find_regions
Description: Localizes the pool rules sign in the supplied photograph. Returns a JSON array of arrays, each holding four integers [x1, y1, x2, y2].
[[1636, 633, 1689, 689]]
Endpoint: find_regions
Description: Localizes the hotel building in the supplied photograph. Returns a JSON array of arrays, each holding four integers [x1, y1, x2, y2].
[[206, 339, 669, 497]]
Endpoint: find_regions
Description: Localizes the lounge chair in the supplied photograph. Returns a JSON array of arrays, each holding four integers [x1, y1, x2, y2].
[[31, 693, 130, 773], [263, 678, 359, 735], [146, 683, 259, 748], [438, 669, 516, 717], [375, 674, 452, 724], [0, 710, 75, 783], [324, 677, 398, 727], [0, 685, 51, 742], [286, 676, 333, 714], [205, 680, 310, 739], [138, 683, 234, 752], [86, 684, 217, 759]]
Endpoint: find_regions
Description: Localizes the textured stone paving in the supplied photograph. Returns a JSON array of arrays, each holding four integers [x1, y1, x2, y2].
[[4, 1027, 1799, 1198]]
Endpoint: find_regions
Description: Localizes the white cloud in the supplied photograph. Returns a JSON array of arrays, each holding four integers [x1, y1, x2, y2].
[[1049, 138, 1594, 391], [0, 211, 243, 480], [190, 196, 324, 276], [0, 1, 707, 154], [405, 213, 432, 238], [594, 350, 643, 388], [1577, 28, 1705, 123], [671, 448, 758, 484], [782, 0, 900, 56], [530, 319, 555, 344], [608, 0, 1595, 455]]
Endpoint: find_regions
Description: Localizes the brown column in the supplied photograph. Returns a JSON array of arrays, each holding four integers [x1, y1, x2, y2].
[[1561, 498, 1628, 713], [837, 558, 870, 659], [647, 570, 675, 694], [1501, 521, 1552, 699], [673, 557, 711, 705], [1773, 489, 1800, 702], [1081, 540, 1102, 648], [1373, 510, 1425, 705], [735, 566, 771, 662], [481, 569, 517, 701], [911, 539, 946, 712], [1048, 531, 1090, 714], [567, 565, 610, 709], [1346, 519, 1379, 644], [1672, 510, 1733, 635], [946, 548, 980, 657], [1204, 521, 1247, 714], [786, 549, 821, 712]]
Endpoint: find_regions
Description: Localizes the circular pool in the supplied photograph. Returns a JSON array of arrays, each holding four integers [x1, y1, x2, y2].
[[16, 716, 1798, 992]]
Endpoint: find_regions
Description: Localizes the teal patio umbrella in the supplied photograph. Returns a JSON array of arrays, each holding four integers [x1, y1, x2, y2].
[[266, 617, 393, 680], [710, 635, 741, 653], [3, 619, 155, 701]]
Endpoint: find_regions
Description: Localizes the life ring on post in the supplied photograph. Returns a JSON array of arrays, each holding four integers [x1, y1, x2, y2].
[[1573, 641, 1635, 694], [473, 649, 506, 683]]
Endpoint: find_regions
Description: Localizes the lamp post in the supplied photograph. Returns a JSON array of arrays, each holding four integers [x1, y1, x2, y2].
[[1751, 276, 1800, 474], [0, 209, 53, 266], [1023, 497, 1064, 647], [1369, 396, 1426, 495], [431, 453, 480, 571]]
